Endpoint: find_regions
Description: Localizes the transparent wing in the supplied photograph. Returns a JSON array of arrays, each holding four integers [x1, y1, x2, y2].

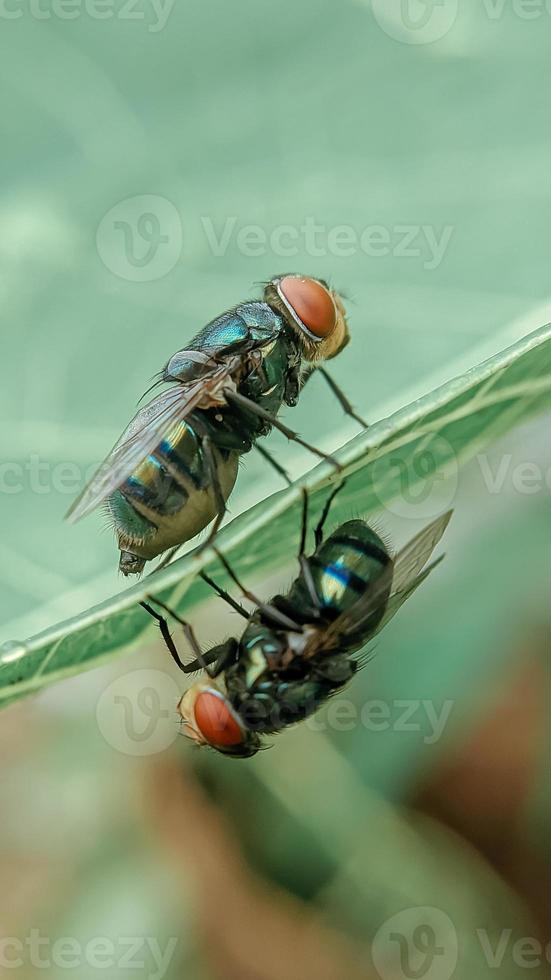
[[390, 510, 452, 594], [371, 555, 444, 637], [307, 511, 452, 657], [66, 367, 232, 523]]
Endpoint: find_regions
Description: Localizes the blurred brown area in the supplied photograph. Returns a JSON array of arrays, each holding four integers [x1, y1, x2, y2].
[[415, 645, 551, 944], [149, 760, 371, 980], [147, 641, 551, 979], [3, 638, 551, 980]]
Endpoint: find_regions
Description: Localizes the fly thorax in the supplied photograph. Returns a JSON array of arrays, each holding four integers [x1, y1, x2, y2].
[[283, 342, 302, 406], [249, 341, 290, 405], [164, 348, 218, 382], [232, 310, 294, 417], [239, 623, 288, 679], [244, 644, 269, 688]]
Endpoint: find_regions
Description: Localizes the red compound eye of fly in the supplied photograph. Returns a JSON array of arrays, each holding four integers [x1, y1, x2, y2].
[[279, 276, 337, 338], [194, 690, 245, 748]]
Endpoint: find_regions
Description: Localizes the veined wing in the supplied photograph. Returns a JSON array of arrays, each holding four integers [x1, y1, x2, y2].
[[390, 510, 452, 594], [367, 511, 452, 636], [371, 556, 444, 637], [306, 511, 452, 657], [67, 365, 232, 523]]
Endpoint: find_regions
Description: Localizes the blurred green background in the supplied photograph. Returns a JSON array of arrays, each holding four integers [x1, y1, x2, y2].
[[3, 1, 551, 978]]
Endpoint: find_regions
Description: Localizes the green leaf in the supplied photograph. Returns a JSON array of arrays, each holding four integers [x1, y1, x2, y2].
[[2, 321, 551, 707]]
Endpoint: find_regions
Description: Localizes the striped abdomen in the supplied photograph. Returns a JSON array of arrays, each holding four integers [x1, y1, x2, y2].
[[274, 519, 393, 640], [310, 520, 391, 617], [108, 417, 238, 561]]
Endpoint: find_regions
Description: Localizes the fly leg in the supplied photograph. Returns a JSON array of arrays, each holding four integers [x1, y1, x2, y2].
[[314, 479, 347, 548], [199, 570, 249, 619], [255, 443, 292, 485], [224, 390, 342, 471], [318, 368, 369, 429], [175, 638, 239, 677], [212, 547, 303, 632], [198, 431, 229, 552], [141, 598, 220, 677], [302, 365, 369, 429], [296, 488, 321, 612]]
